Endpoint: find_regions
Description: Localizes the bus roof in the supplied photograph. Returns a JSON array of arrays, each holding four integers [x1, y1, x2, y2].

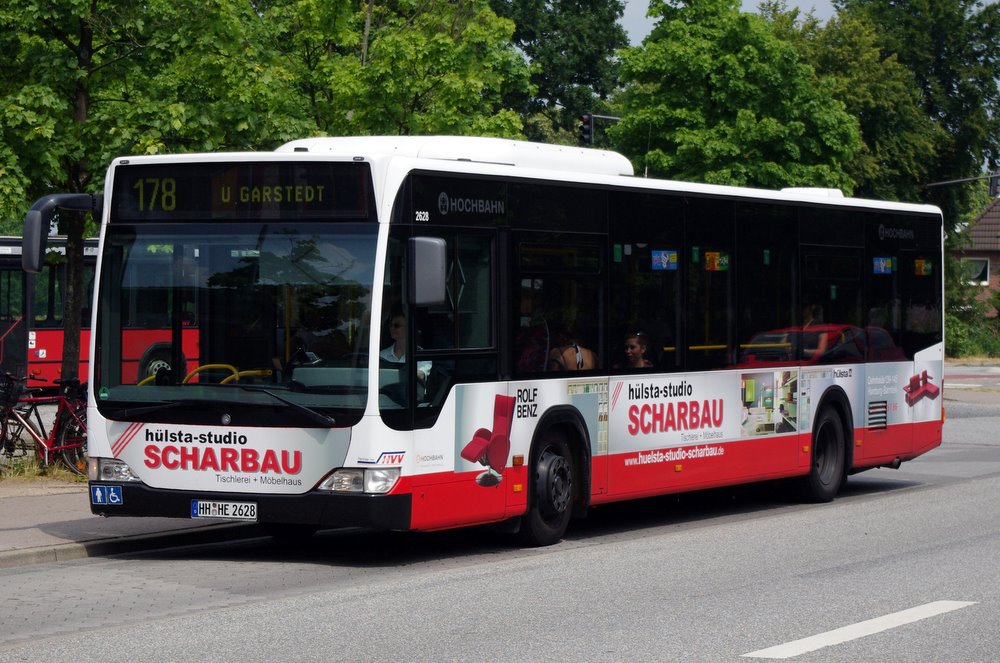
[[273, 136, 940, 217], [276, 136, 636, 178]]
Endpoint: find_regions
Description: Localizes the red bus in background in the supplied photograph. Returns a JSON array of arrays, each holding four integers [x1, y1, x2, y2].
[[0, 237, 196, 385]]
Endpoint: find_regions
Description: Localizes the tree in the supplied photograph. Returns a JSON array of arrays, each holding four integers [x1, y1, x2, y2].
[[837, 0, 1000, 230], [611, 0, 860, 189], [264, 0, 530, 137], [0, 1, 143, 380], [348, 0, 529, 135], [761, 3, 943, 203], [490, 0, 628, 143]]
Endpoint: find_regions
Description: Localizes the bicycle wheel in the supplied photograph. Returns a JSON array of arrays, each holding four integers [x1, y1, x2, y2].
[[0, 414, 44, 467], [1, 414, 42, 465], [58, 406, 88, 475], [0, 416, 20, 469]]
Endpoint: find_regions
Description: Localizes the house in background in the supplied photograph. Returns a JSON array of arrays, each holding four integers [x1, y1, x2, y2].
[[958, 197, 1000, 316]]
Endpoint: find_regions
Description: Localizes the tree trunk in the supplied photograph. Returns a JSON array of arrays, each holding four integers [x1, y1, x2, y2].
[[60, 12, 94, 382]]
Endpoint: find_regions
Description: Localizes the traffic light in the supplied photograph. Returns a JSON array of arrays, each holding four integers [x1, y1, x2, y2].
[[578, 113, 593, 145]]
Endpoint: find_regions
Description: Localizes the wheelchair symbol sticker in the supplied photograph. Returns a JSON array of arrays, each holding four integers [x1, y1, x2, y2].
[[91, 485, 123, 505]]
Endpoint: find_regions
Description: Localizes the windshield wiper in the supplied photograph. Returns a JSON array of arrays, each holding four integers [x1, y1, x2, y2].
[[120, 399, 201, 419], [238, 386, 336, 427]]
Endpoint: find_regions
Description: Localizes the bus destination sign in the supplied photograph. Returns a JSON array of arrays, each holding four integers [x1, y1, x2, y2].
[[111, 161, 372, 221]]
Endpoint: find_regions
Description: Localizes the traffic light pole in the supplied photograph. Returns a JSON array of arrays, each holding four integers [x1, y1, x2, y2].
[[578, 112, 621, 146]]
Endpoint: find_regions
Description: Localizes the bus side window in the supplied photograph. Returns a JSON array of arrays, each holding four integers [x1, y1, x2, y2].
[[609, 191, 683, 373], [735, 203, 798, 368], [513, 239, 604, 376], [685, 198, 734, 371]]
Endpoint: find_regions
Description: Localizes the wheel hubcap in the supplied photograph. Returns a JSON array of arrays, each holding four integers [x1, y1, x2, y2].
[[538, 448, 572, 517]]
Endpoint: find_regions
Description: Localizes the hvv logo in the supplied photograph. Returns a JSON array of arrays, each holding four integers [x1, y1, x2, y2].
[[358, 451, 406, 465]]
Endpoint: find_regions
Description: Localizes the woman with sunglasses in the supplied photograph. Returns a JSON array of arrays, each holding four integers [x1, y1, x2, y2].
[[381, 314, 432, 382]]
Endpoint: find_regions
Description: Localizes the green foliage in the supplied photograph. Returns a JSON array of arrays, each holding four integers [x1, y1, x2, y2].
[[490, 0, 628, 139], [766, 6, 942, 203], [945, 310, 1000, 358], [340, 0, 529, 135], [838, 0, 1000, 234], [612, 0, 860, 189]]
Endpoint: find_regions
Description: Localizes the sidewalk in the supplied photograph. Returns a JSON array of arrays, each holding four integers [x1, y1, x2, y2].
[[0, 478, 259, 569]]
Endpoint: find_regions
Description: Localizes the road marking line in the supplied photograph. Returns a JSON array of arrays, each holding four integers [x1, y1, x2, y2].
[[741, 601, 976, 659]]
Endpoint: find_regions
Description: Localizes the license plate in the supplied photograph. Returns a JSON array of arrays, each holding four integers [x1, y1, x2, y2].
[[191, 500, 257, 521]]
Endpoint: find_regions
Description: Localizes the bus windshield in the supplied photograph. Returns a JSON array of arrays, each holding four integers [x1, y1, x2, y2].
[[95, 222, 377, 427]]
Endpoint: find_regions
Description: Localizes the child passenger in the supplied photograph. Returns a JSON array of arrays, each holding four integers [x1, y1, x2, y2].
[[622, 331, 653, 368]]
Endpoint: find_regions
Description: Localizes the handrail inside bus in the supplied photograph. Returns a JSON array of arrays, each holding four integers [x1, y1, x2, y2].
[[0, 316, 23, 343], [0, 316, 23, 366]]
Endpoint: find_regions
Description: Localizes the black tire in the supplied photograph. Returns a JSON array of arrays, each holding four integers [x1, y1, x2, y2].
[[799, 408, 846, 502], [58, 407, 88, 476], [519, 431, 575, 547]]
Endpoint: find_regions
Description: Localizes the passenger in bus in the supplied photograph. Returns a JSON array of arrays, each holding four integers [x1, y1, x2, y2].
[[547, 325, 597, 371], [516, 319, 550, 373], [801, 303, 829, 360], [620, 331, 653, 368], [802, 302, 822, 328], [381, 313, 432, 382]]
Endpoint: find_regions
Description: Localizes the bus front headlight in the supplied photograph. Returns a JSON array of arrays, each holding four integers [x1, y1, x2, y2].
[[89, 457, 143, 483], [319, 468, 400, 494], [364, 468, 400, 494]]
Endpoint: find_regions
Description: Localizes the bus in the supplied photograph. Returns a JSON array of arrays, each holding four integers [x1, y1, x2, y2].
[[22, 137, 944, 546], [0, 237, 97, 383], [0, 237, 197, 386]]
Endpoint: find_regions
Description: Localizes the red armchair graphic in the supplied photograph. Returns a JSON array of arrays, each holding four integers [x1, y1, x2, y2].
[[903, 370, 939, 406], [460, 394, 515, 487]]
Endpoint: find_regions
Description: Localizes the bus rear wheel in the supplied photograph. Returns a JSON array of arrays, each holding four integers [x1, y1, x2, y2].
[[519, 432, 574, 547], [799, 408, 846, 502]]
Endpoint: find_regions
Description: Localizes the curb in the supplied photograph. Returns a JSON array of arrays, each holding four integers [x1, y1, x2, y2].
[[0, 521, 264, 569]]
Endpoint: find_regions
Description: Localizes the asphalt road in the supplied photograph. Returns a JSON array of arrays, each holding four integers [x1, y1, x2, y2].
[[0, 394, 997, 662]]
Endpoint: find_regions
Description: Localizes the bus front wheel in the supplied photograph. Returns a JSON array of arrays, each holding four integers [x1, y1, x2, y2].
[[799, 408, 846, 502], [519, 431, 574, 547]]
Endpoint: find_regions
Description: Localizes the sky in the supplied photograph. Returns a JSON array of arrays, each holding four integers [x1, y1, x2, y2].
[[621, 1, 836, 45]]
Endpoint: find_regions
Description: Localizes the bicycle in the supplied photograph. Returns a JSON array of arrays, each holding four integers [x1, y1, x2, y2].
[[0, 373, 88, 475]]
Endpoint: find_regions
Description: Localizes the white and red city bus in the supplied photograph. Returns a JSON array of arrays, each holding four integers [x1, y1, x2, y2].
[[22, 137, 944, 545]]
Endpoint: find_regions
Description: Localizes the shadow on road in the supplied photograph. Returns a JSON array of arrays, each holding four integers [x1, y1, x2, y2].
[[127, 471, 923, 569]]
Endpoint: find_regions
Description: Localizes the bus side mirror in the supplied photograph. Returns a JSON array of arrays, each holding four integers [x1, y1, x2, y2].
[[22, 210, 46, 273], [21, 193, 103, 273], [408, 236, 447, 306]]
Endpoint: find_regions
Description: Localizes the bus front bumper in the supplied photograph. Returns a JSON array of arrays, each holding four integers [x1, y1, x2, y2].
[[88, 482, 412, 531]]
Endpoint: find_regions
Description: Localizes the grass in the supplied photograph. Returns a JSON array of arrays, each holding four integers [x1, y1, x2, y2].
[[0, 452, 87, 482]]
